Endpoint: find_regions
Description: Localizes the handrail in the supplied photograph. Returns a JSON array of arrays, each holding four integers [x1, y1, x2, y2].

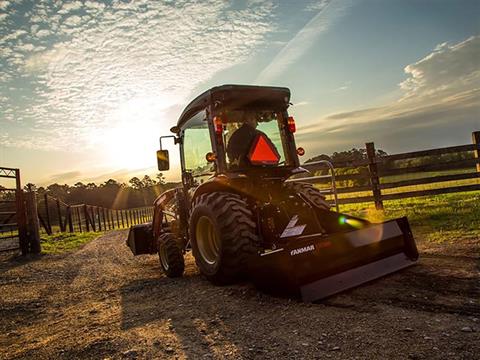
[[286, 160, 339, 212]]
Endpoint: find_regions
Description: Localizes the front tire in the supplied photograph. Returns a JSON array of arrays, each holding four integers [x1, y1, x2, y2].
[[158, 232, 185, 277], [189, 192, 259, 285]]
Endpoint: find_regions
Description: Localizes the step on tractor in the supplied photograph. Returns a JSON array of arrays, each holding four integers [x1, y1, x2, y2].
[[127, 85, 419, 302]]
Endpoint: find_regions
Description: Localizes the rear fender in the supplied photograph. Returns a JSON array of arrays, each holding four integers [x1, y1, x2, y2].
[[152, 189, 177, 239], [191, 176, 242, 203]]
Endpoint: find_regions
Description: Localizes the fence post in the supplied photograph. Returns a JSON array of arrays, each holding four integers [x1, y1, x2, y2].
[[106, 209, 110, 229], [83, 205, 90, 232], [56, 198, 64, 232], [83, 205, 88, 232], [44, 193, 52, 234], [366, 142, 384, 210], [96, 207, 102, 231], [76, 207, 82, 232], [15, 180, 28, 255], [116, 210, 120, 228], [108, 209, 112, 229], [102, 208, 107, 230], [473, 131, 480, 173], [121, 210, 125, 228], [108, 209, 113, 229], [66, 206, 73, 233], [110, 210, 115, 229], [90, 207, 96, 232], [25, 186, 41, 254]]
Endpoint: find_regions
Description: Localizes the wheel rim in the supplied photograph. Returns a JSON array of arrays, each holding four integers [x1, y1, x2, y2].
[[196, 216, 220, 265], [159, 243, 169, 270]]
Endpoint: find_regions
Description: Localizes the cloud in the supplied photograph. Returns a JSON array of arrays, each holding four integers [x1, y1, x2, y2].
[[1, 0, 277, 151], [48, 171, 82, 183], [63, 15, 83, 27], [296, 35, 480, 154], [256, 0, 351, 83], [35, 29, 51, 38], [0, 1, 12, 11], [304, 0, 330, 12], [294, 101, 310, 106], [332, 81, 351, 92], [400, 36, 480, 101]]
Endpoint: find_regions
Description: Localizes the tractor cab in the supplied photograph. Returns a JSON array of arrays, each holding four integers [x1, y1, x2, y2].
[[158, 85, 303, 190]]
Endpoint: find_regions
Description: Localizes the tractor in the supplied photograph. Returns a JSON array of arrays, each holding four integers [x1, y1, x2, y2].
[[127, 84, 418, 301]]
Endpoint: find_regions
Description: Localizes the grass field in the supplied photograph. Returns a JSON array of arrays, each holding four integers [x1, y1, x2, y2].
[[318, 168, 479, 199], [40, 232, 103, 254], [341, 191, 480, 244], [380, 168, 473, 183]]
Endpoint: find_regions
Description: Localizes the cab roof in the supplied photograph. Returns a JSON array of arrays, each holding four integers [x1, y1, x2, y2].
[[176, 84, 291, 130]]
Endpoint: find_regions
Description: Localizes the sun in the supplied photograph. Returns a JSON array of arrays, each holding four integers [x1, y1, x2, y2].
[[87, 95, 182, 173], [102, 122, 158, 169], [100, 97, 169, 170]]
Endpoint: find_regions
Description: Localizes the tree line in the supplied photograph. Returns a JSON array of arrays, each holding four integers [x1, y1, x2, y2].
[[20, 174, 179, 209], [1, 147, 474, 207]]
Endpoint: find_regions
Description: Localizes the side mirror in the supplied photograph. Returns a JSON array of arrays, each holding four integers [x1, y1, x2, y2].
[[157, 150, 170, 171]]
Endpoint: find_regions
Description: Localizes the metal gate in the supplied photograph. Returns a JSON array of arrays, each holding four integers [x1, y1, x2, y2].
[[0, 167, 27, 254]]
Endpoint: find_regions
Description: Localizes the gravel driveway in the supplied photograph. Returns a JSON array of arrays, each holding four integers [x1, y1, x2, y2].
[[1, 230, 478, 359]]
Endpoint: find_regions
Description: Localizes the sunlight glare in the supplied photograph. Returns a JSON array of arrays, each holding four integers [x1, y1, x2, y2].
[[97, 96, 176, 170]]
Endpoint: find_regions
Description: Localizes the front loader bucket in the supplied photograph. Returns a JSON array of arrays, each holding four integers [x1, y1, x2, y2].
[[248, 217, 418, 302], [126, 223, 155, 255]]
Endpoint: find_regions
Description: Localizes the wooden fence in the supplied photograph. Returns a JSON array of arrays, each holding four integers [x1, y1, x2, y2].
[[37, 194, 153, 235], [302, 131, 480, 209]]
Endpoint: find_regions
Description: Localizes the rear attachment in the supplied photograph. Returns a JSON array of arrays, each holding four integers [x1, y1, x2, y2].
[[248, 217, 418, 302]]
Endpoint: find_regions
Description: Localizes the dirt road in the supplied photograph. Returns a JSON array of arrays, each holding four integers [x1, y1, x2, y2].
[[1, 230, 479, 359]]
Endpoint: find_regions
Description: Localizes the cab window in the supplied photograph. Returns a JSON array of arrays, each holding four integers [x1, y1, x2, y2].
[[183, 111, 214, 177]]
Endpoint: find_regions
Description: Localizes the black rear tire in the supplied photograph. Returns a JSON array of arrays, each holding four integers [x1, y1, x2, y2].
[[286, 182, 331, 210], [158, 232, 185, 277], [189, 192, 259, 285]]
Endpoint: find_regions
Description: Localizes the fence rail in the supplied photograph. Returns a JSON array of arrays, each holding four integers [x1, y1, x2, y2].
[[37, 194, 153, 235], [302, 131, 480, 209]]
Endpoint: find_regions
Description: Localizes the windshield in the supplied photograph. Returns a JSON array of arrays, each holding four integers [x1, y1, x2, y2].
[[222, 110, 287, 170], [183, 112, 214, 177]]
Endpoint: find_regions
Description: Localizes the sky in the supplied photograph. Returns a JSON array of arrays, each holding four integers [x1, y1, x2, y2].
[[0, 0, 479, 186]]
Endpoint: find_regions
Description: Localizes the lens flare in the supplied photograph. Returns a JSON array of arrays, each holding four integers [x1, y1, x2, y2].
[[345, 218, 364, 229], [339, 216, 364, 229]]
